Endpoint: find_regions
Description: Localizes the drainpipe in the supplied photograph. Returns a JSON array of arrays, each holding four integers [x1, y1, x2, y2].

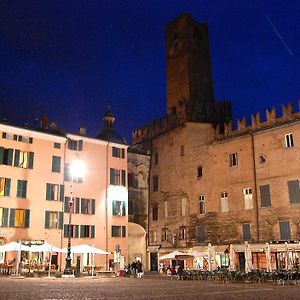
[[105, 141, 109, 270], [251, 133, 260, 242]]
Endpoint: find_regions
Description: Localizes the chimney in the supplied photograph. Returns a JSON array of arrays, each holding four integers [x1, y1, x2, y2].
[[79, 126, 87, 136]]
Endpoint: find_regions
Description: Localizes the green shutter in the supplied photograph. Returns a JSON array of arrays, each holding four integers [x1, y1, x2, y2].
[[46, 183, 51, 200], [23, 181, 27, 198], [122, 226, 126, 238], [64, 225, 68, 238], [81, 199, 84, 214], [3, 208, 9, 227], [0, 147, 3, 164], [122, 201, 126, 216], [45, 211, 50, 229], [91, 199, 95, 215], [75, 198, 80, 214], [75, 225, 79, 238], [14, 149, 20, 167], [60, 185, 64, 202], [80, 225, 84, 238], [59, 212, 63, 229], [112, 200, 117, 215], [28, 152, 34, 169], [7, 149, 13, 166], [24, 210, 30, 228], [17, 180, 22, 197], [9, 209, 15, 227], [122, 170, 126, 186], [91, 226, 95, 238], [121, 148, 125, 158], [110, 168, 114, 185], [4, 178, 11, 196], [78, 140, 83, 151], [64, 197, 70, 213]]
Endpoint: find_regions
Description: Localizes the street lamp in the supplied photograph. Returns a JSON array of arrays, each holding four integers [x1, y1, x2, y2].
[[64, 158, 86, 275]]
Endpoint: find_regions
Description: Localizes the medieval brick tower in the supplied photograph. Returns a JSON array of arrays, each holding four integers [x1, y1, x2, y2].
[[166, 13, 215, 121]]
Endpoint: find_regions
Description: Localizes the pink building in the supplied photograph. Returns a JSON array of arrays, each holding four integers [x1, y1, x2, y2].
[[0, 109, 128, 271]]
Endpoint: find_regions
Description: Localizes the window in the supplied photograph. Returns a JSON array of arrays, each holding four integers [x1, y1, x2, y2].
[[197, 166, 203, 178], [150, 230, 157, 242], [0, 147, 14, 166], [17, 180, 27, 198], [154, 153, 158, 165], [112, 200, 126, 216], [199, 195, 205, 214], [230, 153, 238, 167], [162, 228, 168, 241], [81, 198, 96, 215], [64, 224, 79, 238], [198, 226, 205, 243], [260, 184, 271, 207], [181, 198, 186, 216], [285, 133, 294, 148], [112, 147, 125, 158], [152, 205, 158, 221], [179, 227, 186, 240], [14, 150, 34, 169], [164, 201, 168, 218], [46, 183, 64, 201], [242, 223, 251, 241], [64, 197, 79, 214], [54, 142, 61, 149], [80, 225, 95, 238], [128, 199, 133, 215], [153, 176, 159, 192], [9, 209, 30, 228], [110, 168, 126, 186], [0, 208, 9, 227], [0, 177, 11, 196], [180, 145, 184, 157], [288, 180, 300, 204], [243, 188, 253, 210], [2, 133, 32, 143], [45, 211, 63, 229], [111, 225, 126, 238], [52, 156, 61, 173], [68, 138, 83, 151], [279, 221, 291, 241], [220, 192, 229, 212]]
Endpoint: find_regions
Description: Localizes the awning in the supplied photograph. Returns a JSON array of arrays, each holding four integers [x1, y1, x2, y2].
[[215, 245, 229, 254]]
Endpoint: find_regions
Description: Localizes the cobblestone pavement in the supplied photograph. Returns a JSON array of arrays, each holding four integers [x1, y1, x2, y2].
[[0, 276, 300, 300]]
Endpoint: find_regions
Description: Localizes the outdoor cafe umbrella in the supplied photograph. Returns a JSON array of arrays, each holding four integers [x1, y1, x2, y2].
[[244, 241, 253, 273], [31, 242, 65, 277], [0, 241, 31, 275], [265, 243, 272, 272], [229, 244, 236, 271], [62, 244, 110, 276], [207, 243, 217, 271], [159, 250, 192, 260], [285, 242, 291, 270]]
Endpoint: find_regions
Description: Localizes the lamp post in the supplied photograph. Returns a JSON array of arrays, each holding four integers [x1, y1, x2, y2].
[[64, 159, 86, 275]]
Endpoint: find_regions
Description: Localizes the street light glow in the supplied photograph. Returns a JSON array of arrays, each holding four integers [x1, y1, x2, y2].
[[70, 159, 86, 177]]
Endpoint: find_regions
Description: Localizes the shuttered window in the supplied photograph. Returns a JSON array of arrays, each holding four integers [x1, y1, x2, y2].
[[52, 156, 61, 173], [0, 147, 14, 166], [17, 180, 27, 198], [46, 184, 64, 201], [0, 177, 11, 196], [9, 209, 30, 228], [0, 208, 9, 227], [288, 180, 300, 204], [242, 223, 251, 241], [260, 184, 271, 207], [279, 221, 291, 241], [198, 226, 205, 244]]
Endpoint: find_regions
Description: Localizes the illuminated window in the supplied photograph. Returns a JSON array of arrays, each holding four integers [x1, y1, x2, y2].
[[0, 177, 11, 196], [14, 150, 34, 169], [46, 183, 64, 201], [45, 211, 63, 229], [9, 209, 30, 228]]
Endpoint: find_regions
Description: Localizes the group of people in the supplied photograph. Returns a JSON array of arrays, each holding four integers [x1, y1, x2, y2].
[[126, 260, 144, 278], [159, 262, 184, 279]]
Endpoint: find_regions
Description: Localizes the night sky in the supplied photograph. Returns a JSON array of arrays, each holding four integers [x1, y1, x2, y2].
[[0, 1, 299, 143]]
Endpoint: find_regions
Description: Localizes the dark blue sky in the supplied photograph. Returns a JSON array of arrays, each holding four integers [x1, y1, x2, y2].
[[0, 1, 299, 143]]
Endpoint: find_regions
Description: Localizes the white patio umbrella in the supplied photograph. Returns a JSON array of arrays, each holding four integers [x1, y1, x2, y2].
[[31, 242, 65, 277], [0, 241, 31, 275], [244, 241, 253, 273], [265, 243, 272, 272], [62, 244, 110, 276], [229, 244, 236, 271], [285, 242, 291, 270], [207, 243, 213, 271], [159, 250, 192, 260]]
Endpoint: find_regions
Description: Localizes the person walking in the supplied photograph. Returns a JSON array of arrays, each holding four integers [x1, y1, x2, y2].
[[136, 260, 143, 278]]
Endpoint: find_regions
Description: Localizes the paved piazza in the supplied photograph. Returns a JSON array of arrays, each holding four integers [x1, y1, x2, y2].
[[0, 276, 300, 300]]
